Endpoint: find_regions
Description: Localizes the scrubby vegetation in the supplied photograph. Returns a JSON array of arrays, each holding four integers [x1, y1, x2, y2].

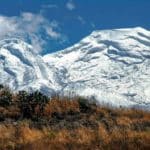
[[0, 85, 150, 150]]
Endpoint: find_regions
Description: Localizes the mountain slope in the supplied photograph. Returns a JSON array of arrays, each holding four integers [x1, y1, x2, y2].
[[0, 38, 61, 94], [0, 27, 150, 108], [43, 27, 150, 108]]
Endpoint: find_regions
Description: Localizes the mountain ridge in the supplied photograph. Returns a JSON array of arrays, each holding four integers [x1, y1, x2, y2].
[[0, 27, 150, 109]]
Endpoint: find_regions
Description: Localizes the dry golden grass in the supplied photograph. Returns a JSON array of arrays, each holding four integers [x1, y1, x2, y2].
[[44, 97, 80, 117], [0, 89, 149, 150], [0, 120, 149, 150]]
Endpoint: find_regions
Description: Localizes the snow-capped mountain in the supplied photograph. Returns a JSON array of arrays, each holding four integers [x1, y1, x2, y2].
[[0, 38, 61, 94], [0, 27, 150, 108]]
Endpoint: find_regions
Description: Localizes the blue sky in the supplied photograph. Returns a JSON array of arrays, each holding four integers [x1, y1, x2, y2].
[[0, 0, 150, 54]]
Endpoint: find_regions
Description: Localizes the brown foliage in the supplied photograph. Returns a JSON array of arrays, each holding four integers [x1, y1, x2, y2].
[[44, 97, 80, 117], [0, 87, 150, 150]]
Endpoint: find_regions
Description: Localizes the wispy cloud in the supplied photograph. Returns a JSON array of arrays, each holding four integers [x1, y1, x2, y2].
[[0, 12, 65, 53], [41, 4, 58, 9], [77, 16, 86, 24], [66, 0, 76, 11], [91, 22, 96, 28]]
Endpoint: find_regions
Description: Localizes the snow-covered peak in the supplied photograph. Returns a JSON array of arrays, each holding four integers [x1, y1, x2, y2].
[[0, 38, 33, 53], [43, 27, 150, 109], [0, 27, 150, 109], [0, 38, 61, 94], [90, 27, 150, 39]]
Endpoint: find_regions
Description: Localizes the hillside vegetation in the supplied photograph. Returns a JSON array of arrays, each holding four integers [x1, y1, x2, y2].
[[0, 85, 150, 150]]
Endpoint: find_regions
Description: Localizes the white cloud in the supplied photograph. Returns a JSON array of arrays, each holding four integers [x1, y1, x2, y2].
[[77, 16, 86, 24], [45, 26, 61, 39], [91, 22, 96, 28], [66, 0, 75, 11], [41, 4, 58, 9], [0, 12, 65, 53]]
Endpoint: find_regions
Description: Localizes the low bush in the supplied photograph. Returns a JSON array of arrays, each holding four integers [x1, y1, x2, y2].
[[0, 85, 149, 150]]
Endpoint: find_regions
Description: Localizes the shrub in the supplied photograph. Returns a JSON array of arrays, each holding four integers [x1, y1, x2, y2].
[[44, 97, 80, 117], [0, 87, 12, 107], [0, 84, 149, 149], [77, 97, 90, 112], [0, 84, 4, 89], [17, 91, 49, 119]]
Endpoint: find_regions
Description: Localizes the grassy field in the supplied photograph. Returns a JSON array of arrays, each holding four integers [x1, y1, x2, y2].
[[0, 86, 150, 150]]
